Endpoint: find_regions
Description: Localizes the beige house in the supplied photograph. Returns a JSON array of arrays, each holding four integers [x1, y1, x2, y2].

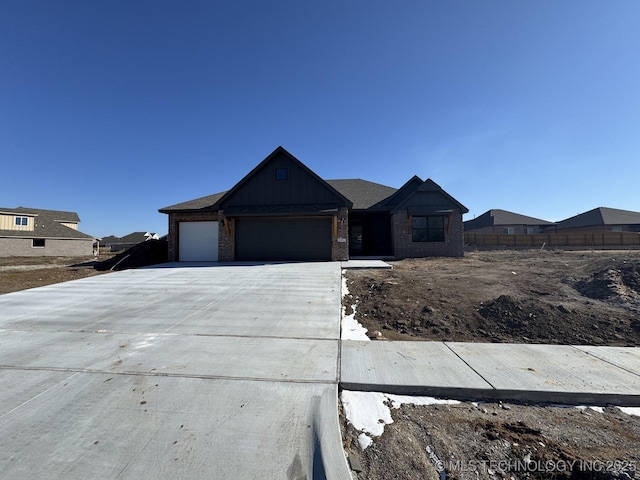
[[0, 207, 95, 257]]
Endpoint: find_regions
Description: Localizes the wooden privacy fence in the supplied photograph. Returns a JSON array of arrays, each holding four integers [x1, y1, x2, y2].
[[465, 232, 640, 249]]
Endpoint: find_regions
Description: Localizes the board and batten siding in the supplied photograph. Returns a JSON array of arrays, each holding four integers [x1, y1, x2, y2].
[[222, 152, 340, 207], [0, 213, 34, 231]]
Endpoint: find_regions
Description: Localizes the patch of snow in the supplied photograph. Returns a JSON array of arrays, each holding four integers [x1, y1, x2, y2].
[[342, 304, 370, 341], [358, 433, 373, 450], [341, 390, 460, 450], [575, 405, 605, 413], [618, 407, 640, 417], [341, 271, 348, 296], [385, 394, 460, 409], [341, 270, 370, 341], [340, 391, 392, 438]]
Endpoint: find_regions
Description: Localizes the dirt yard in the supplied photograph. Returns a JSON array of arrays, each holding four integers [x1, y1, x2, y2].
[[0, 256, 111, 294], [0, 240, 167, 295], [342, 400, 640, 480], [341, 250, 640, 480], [344, 250, 640, 345]]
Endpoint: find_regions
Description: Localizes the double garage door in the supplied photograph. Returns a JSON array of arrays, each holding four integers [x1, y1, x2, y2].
[[235, 217, 331, 261]]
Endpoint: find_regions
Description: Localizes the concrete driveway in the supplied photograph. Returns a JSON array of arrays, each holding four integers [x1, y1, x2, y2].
[[0, 262, 350, 479]]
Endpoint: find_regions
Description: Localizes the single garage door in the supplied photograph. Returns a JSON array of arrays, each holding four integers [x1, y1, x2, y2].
[[179, 221, 218, 261], [235, 217, 331, 261]]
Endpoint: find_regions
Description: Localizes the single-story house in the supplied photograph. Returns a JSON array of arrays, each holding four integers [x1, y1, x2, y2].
[[551, 207, 640, 233], [101, 232, 160, 252], [159, 146, 468, 262], [0, 207, 95, 257], [464, 209, 555, 235]]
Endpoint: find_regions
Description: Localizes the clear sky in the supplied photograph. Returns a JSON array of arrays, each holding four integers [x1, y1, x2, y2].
[[1, 1, 639, 238]]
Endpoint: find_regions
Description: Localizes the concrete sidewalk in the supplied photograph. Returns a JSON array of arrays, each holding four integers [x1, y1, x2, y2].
[[340, 340, 640, 406]]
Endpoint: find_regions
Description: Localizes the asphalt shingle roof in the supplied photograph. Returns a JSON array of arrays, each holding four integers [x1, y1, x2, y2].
[[557, 207, 640, 229], [159, 192, 228, 213], [159, 180, 399, 213], [325, 179, 397, 210], [464, 209, 554, 230], [0, 207, 94, 239]]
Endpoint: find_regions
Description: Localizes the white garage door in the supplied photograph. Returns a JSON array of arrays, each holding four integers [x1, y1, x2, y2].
[[179, 221, 219, 261]]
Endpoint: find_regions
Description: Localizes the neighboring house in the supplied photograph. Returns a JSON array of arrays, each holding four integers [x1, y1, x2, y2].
[[159, 146, 468, 262], [0, 207, 95, 257], [551, 207, 640, 233], [101, 232, 160, 252], [464, 209, 555, 235]]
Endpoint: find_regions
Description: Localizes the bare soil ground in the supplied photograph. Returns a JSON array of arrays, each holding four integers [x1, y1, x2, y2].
[[344, 250, 640, 345], [342, 401, 640, 480], [0, 256, 111, 294], [341, 250, 640, 479], [0, 239, 168, 295]]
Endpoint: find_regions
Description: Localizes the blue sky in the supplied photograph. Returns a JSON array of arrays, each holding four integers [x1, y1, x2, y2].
[[1, 1, 639, 238]]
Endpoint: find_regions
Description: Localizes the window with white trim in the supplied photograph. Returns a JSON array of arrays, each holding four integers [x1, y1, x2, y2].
[[32, 238, 45, 248], [15, 216, 28, 226]]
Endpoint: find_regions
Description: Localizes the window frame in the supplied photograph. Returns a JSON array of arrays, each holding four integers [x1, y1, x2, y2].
[[411, 215, 445, 243], [15, 216, 28, 226], [274, 167, 288, 181], [32, 238, 46, 248]]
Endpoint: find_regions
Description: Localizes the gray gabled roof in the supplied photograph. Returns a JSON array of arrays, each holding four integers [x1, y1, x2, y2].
[[215, 146, 353, 210], [161, 179, 397, 213], [158, 148, 466, 216], [390, 178, 469, 214], [0, 207, 94, 240], [464, 209, 554, 230], [3, 207, 81, 223], [159, 191, 228, 213], [325, 179, 397, 210], [557, 207, 640, 229], [119, 232, 153, 243]]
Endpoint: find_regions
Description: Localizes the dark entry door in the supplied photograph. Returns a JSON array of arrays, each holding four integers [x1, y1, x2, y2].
[[349, 222, 363, 255]]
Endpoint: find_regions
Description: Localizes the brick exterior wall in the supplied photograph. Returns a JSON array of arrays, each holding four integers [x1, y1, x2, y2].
[[218, 211, 234, 262], [0, 237, 94, 257], [392, 210, 465, 258], [331, 207, 349, 261], [167, 211, 218, 262]]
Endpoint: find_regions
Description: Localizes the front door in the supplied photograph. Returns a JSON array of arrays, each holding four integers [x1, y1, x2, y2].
[[349, 222, 363, 255]]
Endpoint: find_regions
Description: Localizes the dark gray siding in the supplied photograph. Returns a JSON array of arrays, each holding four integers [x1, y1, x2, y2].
[[222, 152, 342, 207], [403, 191, 457, 212], [235, 217, 332, 261]]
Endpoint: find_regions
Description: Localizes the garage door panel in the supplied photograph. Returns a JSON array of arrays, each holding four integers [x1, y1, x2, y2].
[[179, 221, 218, 261], [235, 218, 331, 261]]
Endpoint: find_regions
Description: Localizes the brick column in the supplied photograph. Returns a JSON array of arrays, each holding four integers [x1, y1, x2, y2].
[[218, 210, 234, 261], [331, 207, 349, 261]]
